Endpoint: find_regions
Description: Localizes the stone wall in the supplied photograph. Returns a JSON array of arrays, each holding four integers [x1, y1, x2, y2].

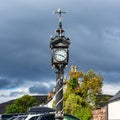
[[92, 107, 107, 120]]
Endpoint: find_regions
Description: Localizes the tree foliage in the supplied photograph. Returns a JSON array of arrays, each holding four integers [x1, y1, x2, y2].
[[6, 95, 38, 114], [63, 66, 103, 119], [80, 70, 103, 106]]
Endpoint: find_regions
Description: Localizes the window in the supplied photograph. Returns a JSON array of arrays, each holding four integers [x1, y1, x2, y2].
[[29, 116, 39, 120], [39, 114, 55, 120]]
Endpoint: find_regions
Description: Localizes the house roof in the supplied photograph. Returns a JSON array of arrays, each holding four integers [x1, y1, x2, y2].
[[109, 90, 120, 102]]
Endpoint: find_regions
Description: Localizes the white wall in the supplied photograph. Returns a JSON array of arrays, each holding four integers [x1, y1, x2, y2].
[[108, 100, 120, 120], [45, 95, 55, 108]]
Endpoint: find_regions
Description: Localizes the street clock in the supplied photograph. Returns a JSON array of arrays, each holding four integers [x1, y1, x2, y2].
[[54, 49, 67, 62], [50, 23, 70, 69], [50, 8, 70, 120]]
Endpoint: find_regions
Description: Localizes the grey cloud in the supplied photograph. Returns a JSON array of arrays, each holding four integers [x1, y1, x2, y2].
[[29, 83, 55, 94], [0, 91, 26, 98], [0, 79, 10, 89], [102, 72, 120, 84], [0, 0, 120, 100], [0, 1, 54, 81], [0, 94, 8, 98], [10, 91, 26, 97], [69, 18, 120, 71], [0, 78, 25, 90]]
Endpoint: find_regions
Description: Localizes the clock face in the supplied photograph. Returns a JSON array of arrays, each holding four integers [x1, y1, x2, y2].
[[54, 49, 67, 62]]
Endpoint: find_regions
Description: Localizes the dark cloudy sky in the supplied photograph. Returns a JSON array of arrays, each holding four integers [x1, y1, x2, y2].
[[0, 0, 120, 103]]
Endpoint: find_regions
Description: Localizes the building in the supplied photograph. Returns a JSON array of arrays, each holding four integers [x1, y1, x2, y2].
[[107, 90, 120, 120]]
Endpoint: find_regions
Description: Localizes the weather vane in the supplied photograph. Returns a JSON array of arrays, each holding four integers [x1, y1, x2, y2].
[[53, 8, 67, 22]]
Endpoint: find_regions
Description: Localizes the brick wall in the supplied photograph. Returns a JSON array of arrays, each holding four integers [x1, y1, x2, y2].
[[92, 107, 107, 120]]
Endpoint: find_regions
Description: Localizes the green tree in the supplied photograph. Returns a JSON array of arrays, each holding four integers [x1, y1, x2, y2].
[[63, 66, 103, 119], [95, 94, 112, 108], [64, 93, 92, 120], [66, 67, 103, 107], [6, 95, 38, 113], [80, 70, 103, 107]]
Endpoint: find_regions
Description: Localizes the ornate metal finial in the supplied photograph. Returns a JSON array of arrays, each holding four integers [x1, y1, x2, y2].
[[53, 8, 66, 36], [53, 8, 66, 22]]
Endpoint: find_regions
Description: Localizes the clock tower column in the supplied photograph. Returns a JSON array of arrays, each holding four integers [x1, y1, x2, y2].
[[50, 9, 70, 120]]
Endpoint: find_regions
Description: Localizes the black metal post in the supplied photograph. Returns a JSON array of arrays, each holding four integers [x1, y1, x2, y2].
[[50, 8, 70, 120], [55, 67, 64, 120]]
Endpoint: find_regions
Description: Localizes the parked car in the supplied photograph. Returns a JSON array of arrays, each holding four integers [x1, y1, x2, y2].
[[5, 107, 80, 120], [9, 115, 27, 120], [1, 114, 26, 120], [36, 113, 80, 120], [28, 106, 55, 114], [24, 114, 40, 120], [27, 106, 80, 120], [7, 114, 40, 120], [12, 113, 80, 120], [7, 116, 18, 120]]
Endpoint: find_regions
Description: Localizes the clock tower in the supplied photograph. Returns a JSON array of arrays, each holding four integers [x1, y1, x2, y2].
[[50, 9, 70, 120]]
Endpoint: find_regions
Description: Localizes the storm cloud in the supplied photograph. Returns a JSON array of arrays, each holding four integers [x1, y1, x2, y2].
[[29, 81, 55, 94], [0, 0, 120, 103]]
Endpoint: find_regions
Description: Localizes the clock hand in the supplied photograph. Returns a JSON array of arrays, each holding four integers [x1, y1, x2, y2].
[[57, 54, 65, 58]]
